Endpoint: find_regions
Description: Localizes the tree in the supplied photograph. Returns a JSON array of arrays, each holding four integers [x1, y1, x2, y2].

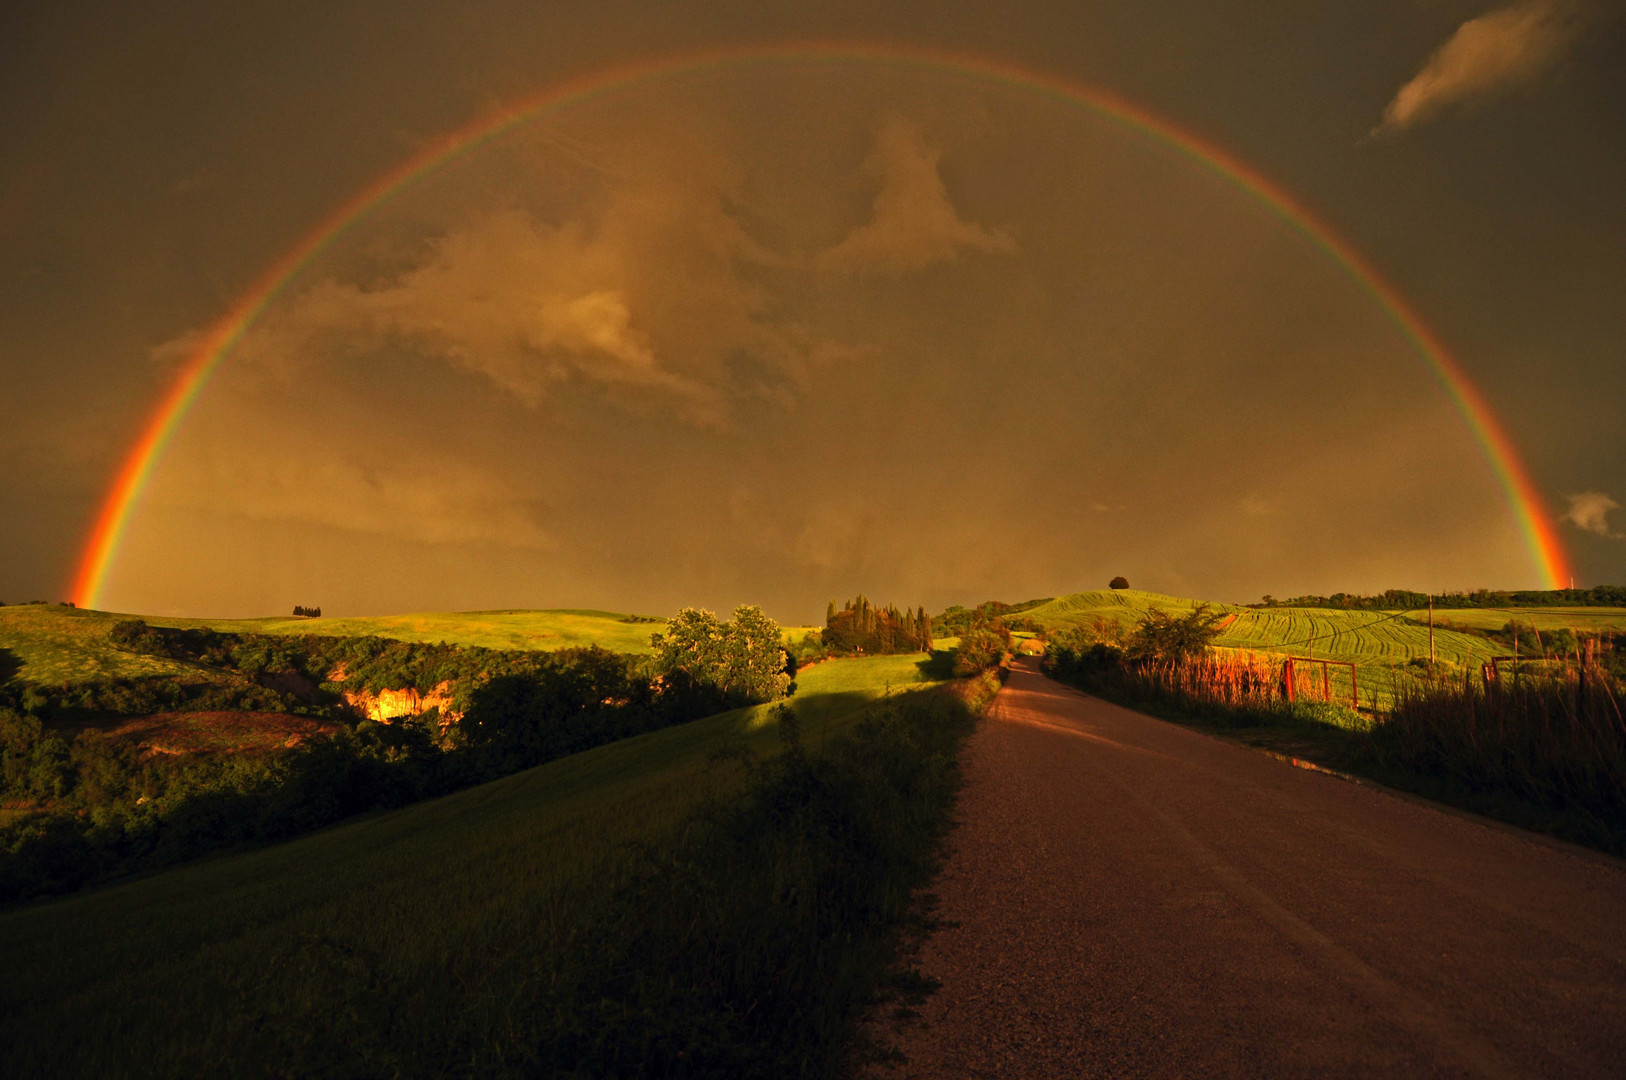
[[1126, 605, 1225, 662], [953, 627, 1007, 677], [1109, 577, 1130, 591], [648, 605, 790, 706]]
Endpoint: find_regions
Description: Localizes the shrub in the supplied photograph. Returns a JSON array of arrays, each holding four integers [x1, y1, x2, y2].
[[952, 627, 1008, 677], [1126, 605, 1226, 663], [1109, 576, 1129, 590]]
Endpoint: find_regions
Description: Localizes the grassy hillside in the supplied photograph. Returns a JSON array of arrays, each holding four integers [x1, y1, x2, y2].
[[0, 652, 946, 1075], [0, 605, 671, 686], [1024, 589, 1243, 627], [0, 605, 830, 687], [1020, 590, 1613, 706], [0, 605, 207, 685], [1401, 606, 1626, 635], [160, 607, 670, 654]]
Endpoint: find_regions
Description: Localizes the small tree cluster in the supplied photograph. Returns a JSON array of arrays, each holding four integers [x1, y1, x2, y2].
[[292, 605, 322, 618], [823, 596, 932, 655]]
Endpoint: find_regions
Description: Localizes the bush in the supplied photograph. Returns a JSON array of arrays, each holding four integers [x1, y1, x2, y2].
[[1109, 576, 1129, 590], [952, 627, 1008, 677], [1126, 605, 1226, 663]]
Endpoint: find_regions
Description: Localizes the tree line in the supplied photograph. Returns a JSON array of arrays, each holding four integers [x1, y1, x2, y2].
[[822, 595, 932, 655], [0, 605, 792, 903], [1255, 586, 1626, 611]]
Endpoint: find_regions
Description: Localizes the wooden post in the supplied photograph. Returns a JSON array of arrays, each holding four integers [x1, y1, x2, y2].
[[1428, 596, 1435, 666], [1350, 665, 1358, 709], [1323, 660, 1331, 702], [1283, 657, 1295, 703]]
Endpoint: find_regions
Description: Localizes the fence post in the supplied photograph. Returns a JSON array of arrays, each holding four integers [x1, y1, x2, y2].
[[1322, 661, 1331, 702], [1350, 664, 1358, 709]]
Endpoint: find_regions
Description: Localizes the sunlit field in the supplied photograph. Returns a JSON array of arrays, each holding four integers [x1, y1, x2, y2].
[[1020, 590, 1626, 706]]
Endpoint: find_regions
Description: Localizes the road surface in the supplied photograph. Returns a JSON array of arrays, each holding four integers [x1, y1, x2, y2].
[[875, 659, 1626, 1078]]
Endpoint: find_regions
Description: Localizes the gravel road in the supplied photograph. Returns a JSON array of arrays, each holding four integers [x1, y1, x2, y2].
[[872, 659, 1626, 1078]]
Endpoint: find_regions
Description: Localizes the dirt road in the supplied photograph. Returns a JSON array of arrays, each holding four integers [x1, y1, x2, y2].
[[877, 660, 1626, 1078]]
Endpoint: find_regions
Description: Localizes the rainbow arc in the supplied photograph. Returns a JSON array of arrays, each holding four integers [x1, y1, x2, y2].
[[70, 43, 1572, 608]]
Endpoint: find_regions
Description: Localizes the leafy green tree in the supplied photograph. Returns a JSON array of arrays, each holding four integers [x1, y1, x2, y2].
[[1126, 605, 1225, 662], [1109, 576, 1130, 590], [649, 606, 790, 706]]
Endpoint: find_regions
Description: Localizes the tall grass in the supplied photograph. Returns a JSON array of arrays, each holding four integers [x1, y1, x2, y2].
[[1374, 664, 1626, 836], [1047, 643, 1626, 851], [1048, 648, 1366, 730]]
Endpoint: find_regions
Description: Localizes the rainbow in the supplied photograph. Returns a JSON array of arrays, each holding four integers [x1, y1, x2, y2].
[[70, 42, 1573, 608]]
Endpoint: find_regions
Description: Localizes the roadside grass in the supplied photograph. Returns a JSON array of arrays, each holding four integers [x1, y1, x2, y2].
[[0, 653, 953, 1077], [1047, 654, 1626, 857]]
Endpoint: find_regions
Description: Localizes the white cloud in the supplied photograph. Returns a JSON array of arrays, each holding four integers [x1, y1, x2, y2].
[[818, 118, 1015, 273], [242, 210, 721, 417], [1563, 490, 1625, 538], [1375, 0, 1588, 134], [155, 165, 813, 428]]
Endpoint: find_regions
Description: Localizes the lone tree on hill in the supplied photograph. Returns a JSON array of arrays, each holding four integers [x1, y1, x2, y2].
[[1109, 576, 1129, 590]]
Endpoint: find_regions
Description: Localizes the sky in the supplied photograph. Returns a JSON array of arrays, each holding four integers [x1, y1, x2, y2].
[[1, 0, 1623, 622]]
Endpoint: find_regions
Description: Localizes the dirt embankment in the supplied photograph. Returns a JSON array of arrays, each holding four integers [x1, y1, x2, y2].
[[105, 712, 342, 755], [333, 676, 461, 727]]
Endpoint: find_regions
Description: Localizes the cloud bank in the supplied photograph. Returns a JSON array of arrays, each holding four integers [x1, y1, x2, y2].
[[1376, 0, 1587, 133]]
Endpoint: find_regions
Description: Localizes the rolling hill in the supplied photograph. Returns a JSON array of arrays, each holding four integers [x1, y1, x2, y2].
[[1018, 589, 1626, 705]]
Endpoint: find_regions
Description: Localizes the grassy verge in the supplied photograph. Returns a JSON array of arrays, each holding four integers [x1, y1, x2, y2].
[[0, 657, 984, 1078], [1049, 662, 1626, 857]]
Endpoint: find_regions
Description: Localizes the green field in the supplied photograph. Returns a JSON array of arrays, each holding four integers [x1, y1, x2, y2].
[[0, 605, 832, 687], [1401, 606, 1626, 635], [0, 651, 942, 1074], [0, 605, 208, 685], [0, 605, 672, 685], [1021, 590, 1626, 706]]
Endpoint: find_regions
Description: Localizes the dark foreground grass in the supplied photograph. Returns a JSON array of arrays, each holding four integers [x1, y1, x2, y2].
[[1049, 660, 1626, 857], [0, 670, 986, 1078]]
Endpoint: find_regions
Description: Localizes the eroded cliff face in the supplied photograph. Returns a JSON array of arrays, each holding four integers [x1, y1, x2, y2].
[[332, 674, 462, 727]]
